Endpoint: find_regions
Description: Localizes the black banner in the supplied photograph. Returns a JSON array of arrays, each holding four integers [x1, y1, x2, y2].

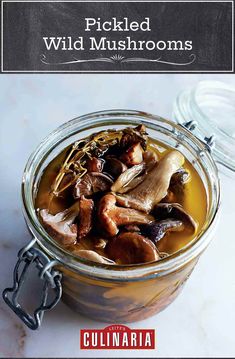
[[1, 1, 234, 73]]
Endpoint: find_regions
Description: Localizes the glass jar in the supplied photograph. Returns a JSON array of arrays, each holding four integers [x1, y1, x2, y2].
[[3, 110, 220, 329], [173, 80, 235, 175]]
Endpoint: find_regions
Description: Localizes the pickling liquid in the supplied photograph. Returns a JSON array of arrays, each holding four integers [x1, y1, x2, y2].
[[36, 136, 207, 259]]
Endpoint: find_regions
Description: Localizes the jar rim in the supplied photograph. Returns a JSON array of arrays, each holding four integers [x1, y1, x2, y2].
[[22, 109, 220, 280]]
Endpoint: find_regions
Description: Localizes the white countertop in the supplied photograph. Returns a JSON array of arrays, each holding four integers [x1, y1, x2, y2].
[[0, 74, 235, 358]]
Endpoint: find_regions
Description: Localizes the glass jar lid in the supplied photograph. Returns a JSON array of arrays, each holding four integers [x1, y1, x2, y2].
[[173, 80, 235, 174]]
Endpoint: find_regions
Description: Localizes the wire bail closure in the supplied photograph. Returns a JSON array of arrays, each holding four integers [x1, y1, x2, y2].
[[182, 120, 216, 153], [2, 238, 62, 330]]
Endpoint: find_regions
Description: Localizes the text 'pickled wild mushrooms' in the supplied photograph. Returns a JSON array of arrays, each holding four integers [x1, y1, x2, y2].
[[36, 124, 207, 265]]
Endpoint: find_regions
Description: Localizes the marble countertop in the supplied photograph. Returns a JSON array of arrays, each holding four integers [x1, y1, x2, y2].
[[0, 74, 235, 358]]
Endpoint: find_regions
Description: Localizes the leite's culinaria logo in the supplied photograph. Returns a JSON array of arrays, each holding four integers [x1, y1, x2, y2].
[[80, 325, 155, 349]]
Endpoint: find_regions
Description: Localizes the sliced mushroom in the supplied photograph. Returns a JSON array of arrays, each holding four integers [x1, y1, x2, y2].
[[74, 249, 115, 264], [120, 142, 144, 166], [117, 175, 145, 194], [111, 163, 145, 193], [74, 172, 113, 198], [114, 150, 159, 194], [154, 203, 197, 233], [40, 201, 80, 245], [141, 219, 184, 243], [104, 156, 127, 177], [115, 150, 185, 213], [98, 193, 154, 237], [86, 157, 104, 173], [106, 232, 160, 264], [77, 196, 94, 240]]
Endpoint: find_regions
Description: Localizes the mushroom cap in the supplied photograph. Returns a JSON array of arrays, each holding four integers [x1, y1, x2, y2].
[[106, 232, 160, 264], [74, 172, 113, 198], [104, 157, 127, 178], [170, 168, 190, 188], [40, 209, 77, 245], [169, 168, 190, 201], [154, 203, 197, 233], [141, 219, 184, 243]]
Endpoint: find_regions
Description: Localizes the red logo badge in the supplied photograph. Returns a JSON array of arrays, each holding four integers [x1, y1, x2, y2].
[[80, 325, 155, 349]]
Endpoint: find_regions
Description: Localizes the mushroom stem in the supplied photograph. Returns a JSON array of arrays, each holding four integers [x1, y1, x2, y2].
[[115, 150, 185, 213], [77, 196, 94, 240]]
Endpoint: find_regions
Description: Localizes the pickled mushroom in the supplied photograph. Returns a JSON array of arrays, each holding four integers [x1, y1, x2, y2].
[[74, 172, 113, 198], [77, 196, 94, 240], [98, 193, 154, 237], [111, 150, 158, 194], [86, 157, 104, 173], [40, 201, 80, 245], [169, 168, 190, 201], [106, 232, 160, 264], [141, 219, 184, 243], [104, 157, 127, 177], [120, 124, 147, 150], [143, 150, 158, 170], [120, 142, 144, 166], [36, 124, 204, 266], [154, 203, 197, 233], [115, 150, 185, 213], [111, 163, 145, 193]]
